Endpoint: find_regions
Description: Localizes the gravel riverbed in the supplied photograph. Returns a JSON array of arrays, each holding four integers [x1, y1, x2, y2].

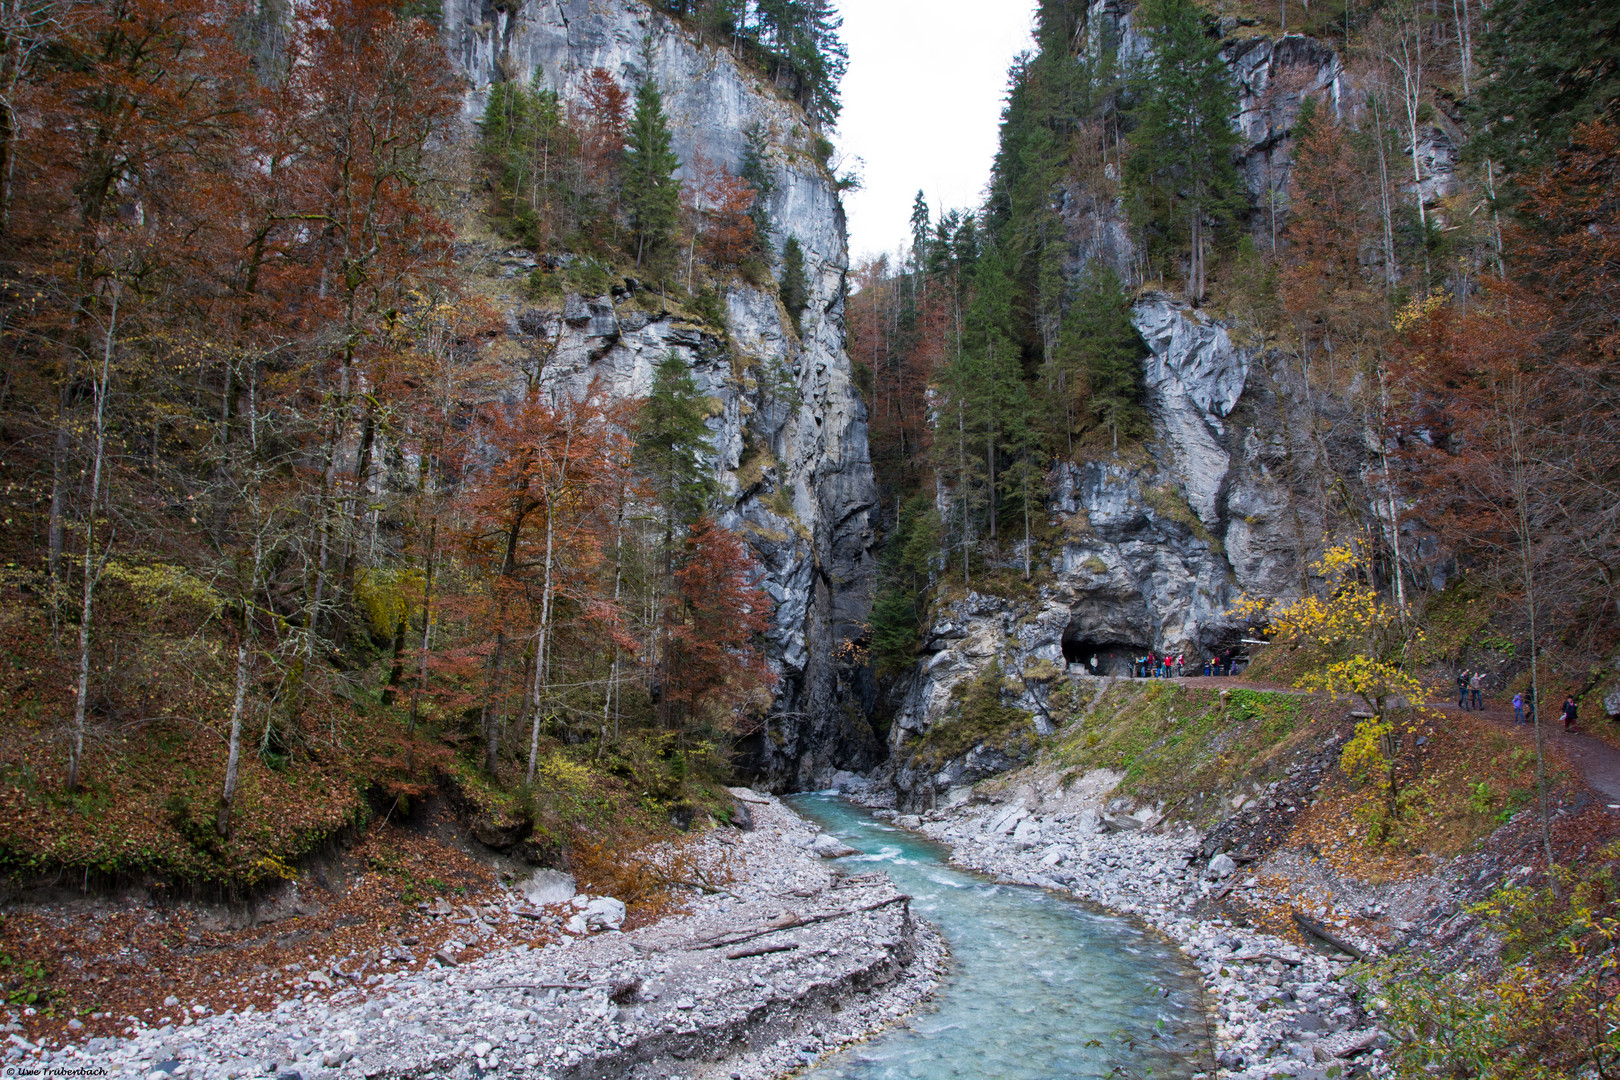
[[862, 780, 1393, 1080], [9, 793, 944, 1080]]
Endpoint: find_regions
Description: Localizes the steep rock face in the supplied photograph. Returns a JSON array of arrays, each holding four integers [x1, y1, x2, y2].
[[881, 6, 1386, 804], [438, 0, 880, 788]]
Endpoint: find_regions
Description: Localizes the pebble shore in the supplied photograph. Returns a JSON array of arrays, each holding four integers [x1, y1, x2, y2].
[[872, 786, 1391, 1080], [13, 793, 944, 1080]]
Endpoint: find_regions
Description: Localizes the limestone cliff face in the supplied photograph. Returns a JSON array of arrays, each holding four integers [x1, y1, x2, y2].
[[438, 0, 881, 788], [881, 4, 1402, 805]]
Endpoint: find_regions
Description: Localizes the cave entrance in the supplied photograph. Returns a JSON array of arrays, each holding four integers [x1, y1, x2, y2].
[[1061, 634, 1147, 678]]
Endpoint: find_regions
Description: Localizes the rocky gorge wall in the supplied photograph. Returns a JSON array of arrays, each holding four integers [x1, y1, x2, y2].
[[437, 0, 882, 788], [881, 2, 1457, 805]]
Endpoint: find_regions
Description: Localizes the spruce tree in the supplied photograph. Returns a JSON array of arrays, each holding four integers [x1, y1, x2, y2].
[[635, 352, 717, 533], [1053, 260, 1148, 451], [1124, 0, 1243, 302], [867, 493, 941, 677], [909, 190, 931, 273], [624, 76, 681, 267], [1468, 0, 1620, 200], [779, 236, 809, 334]]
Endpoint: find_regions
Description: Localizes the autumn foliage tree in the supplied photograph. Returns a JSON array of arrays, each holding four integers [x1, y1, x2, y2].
[[686, 153, 759, 270], [663, 516, 774, 736]]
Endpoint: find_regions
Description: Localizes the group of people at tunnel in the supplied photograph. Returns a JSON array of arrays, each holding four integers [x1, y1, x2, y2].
[[1130, 653, 1242, 679]]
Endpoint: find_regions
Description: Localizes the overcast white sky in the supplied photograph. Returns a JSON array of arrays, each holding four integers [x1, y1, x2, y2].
[[834, 1, 1037, 265]]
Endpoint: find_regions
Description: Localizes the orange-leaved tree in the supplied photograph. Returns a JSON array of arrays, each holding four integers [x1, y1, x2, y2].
[[663, 515, 774, 746]]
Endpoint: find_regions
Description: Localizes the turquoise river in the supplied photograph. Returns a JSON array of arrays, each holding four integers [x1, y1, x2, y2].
[[790, 793, 1213, 1080]]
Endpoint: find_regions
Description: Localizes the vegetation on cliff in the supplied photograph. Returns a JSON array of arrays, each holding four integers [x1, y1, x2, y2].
[[850, 0, 1619, 728], [0, 0, 808, 887]]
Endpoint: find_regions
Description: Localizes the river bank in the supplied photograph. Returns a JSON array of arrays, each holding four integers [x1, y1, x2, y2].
[[849, 777, 1393, 1080], [6, 793, 945, 1080]]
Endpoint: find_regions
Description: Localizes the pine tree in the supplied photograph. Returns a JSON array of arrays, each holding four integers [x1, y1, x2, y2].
[[1124, 0, 1244, 302], [635, 352, 717, 533], [624, 75, 681, 267], [779, 235, 809, 334], [1052, 260, 1148, 450], [1468, 0, 1620, 200]]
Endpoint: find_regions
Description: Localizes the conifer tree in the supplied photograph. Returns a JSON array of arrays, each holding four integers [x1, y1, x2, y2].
[[909, 190, 931, 273], [624, 75, 681, 267], [739, 121, 775, 245], [779, 235, 809, 334], [1124, 0, 1244, 302], [1468, 0, 1620, 204], [1052, 260, 1148, 451], [635, 352, 717, 533], [867, 492, 941, 676]]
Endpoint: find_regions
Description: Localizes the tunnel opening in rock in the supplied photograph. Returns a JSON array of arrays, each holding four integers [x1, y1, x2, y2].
[[1061, 634, 1148, 677], [1199, 629, 1255, 674]]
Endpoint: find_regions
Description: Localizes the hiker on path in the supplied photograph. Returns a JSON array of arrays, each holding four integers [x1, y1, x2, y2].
[[1513, 692, 1524, 725], [1470, 671, 1483, 710], [1458, 670, 1470, 709], [1563, 695, 1579, 733]]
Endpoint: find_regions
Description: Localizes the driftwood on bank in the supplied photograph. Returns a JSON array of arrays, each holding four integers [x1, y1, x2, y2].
[[692, 894, 912, 951], [724, 942, 800, 960], [1292, 910, 1369, 961]]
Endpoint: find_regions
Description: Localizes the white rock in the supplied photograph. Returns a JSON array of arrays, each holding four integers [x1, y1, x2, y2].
[[521, 869, 576, 906], [810, 834, 858, 858], [583, 896, 626, 931]]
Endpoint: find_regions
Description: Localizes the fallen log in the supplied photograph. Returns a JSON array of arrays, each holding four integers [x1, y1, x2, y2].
[[725, 942, 800, 960], [470, 981, 595, 991], [693, 894, 912, 951], [1292, 911, 1369, 961], [1229, 952, 1302, 966]]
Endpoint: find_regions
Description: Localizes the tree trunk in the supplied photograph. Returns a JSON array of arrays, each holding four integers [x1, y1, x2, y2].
[[409, 513, 437, 733], [217, 629, 250, 838], [1507, 375, 1558, 891], [47, 379, 70, 583], [68, 284, 118, 791], [1369, 95, 1401, 289], [526, 499, 557, 786], [380, 615, 407, 706]]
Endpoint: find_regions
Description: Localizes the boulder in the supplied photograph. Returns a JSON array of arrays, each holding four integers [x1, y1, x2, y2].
[[810, 834, 858, 858], [583, 896, 626, 931], [520, 869, 576, 906], [1208, 852, 1237, 878]]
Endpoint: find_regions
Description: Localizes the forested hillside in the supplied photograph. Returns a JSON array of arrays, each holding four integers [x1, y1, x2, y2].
[[850, 0, 1619, 704], [847, 1, 1620, 1073], [0, 0, 854, 885]]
